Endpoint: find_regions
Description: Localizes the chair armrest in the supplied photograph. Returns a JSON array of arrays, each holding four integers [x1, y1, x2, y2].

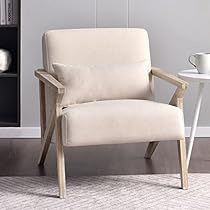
[[151, 67, 188, 90], [151, 67, 189, 108], [35, 69, 65, 94]]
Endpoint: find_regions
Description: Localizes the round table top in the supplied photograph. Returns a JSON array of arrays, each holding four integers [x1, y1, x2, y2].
[[178, 69, 210, 83]]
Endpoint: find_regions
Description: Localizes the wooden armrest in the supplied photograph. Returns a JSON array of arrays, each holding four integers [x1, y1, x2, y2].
[[35, 69, 65, 94], [151, 67, 188, 90]]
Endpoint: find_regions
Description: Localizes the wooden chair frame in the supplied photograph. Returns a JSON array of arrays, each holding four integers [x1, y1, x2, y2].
[[35, 67, 189, 199]]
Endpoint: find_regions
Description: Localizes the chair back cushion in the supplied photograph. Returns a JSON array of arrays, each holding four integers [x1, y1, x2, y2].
[[43, 28, 151, 72], [53, 61, 152, 106], [42, 28, 152, 124]]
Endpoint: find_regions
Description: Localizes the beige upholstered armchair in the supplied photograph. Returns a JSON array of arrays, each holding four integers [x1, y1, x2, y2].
[[35, 28, 188, 199]]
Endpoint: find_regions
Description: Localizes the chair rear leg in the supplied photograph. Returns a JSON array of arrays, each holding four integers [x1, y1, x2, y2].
[[56, 119, 66, 199], [145, 141, 159, 159], [177, 139, 188, 190], [38, 108, 55, 166], [38, 137, 52, 165]]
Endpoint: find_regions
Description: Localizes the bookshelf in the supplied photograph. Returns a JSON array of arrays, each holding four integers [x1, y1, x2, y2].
[[0, 0, 20, 127]]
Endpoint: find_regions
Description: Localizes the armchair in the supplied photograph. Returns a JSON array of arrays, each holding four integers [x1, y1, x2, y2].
[[35, 28, 188, 198]]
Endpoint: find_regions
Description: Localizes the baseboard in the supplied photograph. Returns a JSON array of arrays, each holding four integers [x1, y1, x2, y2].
[[0, 127, 41, 138], [185, 127, 210, 138], [0, 127, 209, 139]]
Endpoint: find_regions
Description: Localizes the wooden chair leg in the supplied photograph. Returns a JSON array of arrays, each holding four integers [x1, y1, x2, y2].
[[177, 139, 188, 190], [144, 141, 159, 159], [39, 80, 46, 144], [38, 138, 52, 165], [56, 117, 66, 199], [38, 109, 55, 166]]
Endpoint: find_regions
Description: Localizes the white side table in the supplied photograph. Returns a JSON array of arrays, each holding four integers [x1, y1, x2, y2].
[[178, 69, 210, 168]]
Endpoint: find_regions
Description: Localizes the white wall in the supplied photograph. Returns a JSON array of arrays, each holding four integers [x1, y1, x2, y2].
[[21, 0, 210, 127]]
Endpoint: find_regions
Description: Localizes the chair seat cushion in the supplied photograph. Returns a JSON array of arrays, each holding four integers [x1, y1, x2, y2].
[[61, 100, 185, 146]]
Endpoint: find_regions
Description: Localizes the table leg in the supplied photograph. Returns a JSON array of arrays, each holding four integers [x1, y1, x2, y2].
[[187, 82, 205, 168]]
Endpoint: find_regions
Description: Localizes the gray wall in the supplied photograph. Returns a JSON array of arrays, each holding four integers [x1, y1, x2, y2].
[[21, 0, 210, 127]]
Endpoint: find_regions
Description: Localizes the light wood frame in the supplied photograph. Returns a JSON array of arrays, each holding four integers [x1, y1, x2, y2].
[[145, 67, 188, 190], [35, 69, 66, 198], [35, 66, 189, 198]]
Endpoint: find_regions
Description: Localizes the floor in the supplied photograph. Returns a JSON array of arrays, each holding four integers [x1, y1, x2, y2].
[[0, 138, 209, 176]]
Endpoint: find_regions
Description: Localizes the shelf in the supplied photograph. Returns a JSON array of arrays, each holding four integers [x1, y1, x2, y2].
[[0, 25, 18, 28], [0, 73, 17, 78], [0, 0, 20, 128], [0, 121, 19, 127]]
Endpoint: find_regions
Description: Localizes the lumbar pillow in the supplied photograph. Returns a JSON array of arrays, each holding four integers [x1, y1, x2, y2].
[[52, 61, 152, 106]]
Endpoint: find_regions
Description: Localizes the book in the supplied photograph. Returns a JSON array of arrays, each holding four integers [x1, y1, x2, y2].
[[12, 0, 17, 24], [0, 0, 6, 25], [6, 0, 12, 24]]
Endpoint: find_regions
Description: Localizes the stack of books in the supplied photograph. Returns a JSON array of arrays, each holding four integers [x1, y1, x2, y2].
[[0, 0, 18, 25]]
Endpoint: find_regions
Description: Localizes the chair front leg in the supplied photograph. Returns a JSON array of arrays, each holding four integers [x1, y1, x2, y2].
[[177, 139, 188, 189], [55, 105, 66, 199], [175, 95, 188, 189]]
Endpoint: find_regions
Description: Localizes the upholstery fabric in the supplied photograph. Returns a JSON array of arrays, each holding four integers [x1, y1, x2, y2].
[[53, 62, 152, 106], [43, 28, 151, 72], [61, 100, 185, 147], [42, 28, 152, 132], [42, 28, 185, 147]]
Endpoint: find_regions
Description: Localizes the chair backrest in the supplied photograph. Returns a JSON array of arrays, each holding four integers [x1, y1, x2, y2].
[[42, 28, 152, 123]]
